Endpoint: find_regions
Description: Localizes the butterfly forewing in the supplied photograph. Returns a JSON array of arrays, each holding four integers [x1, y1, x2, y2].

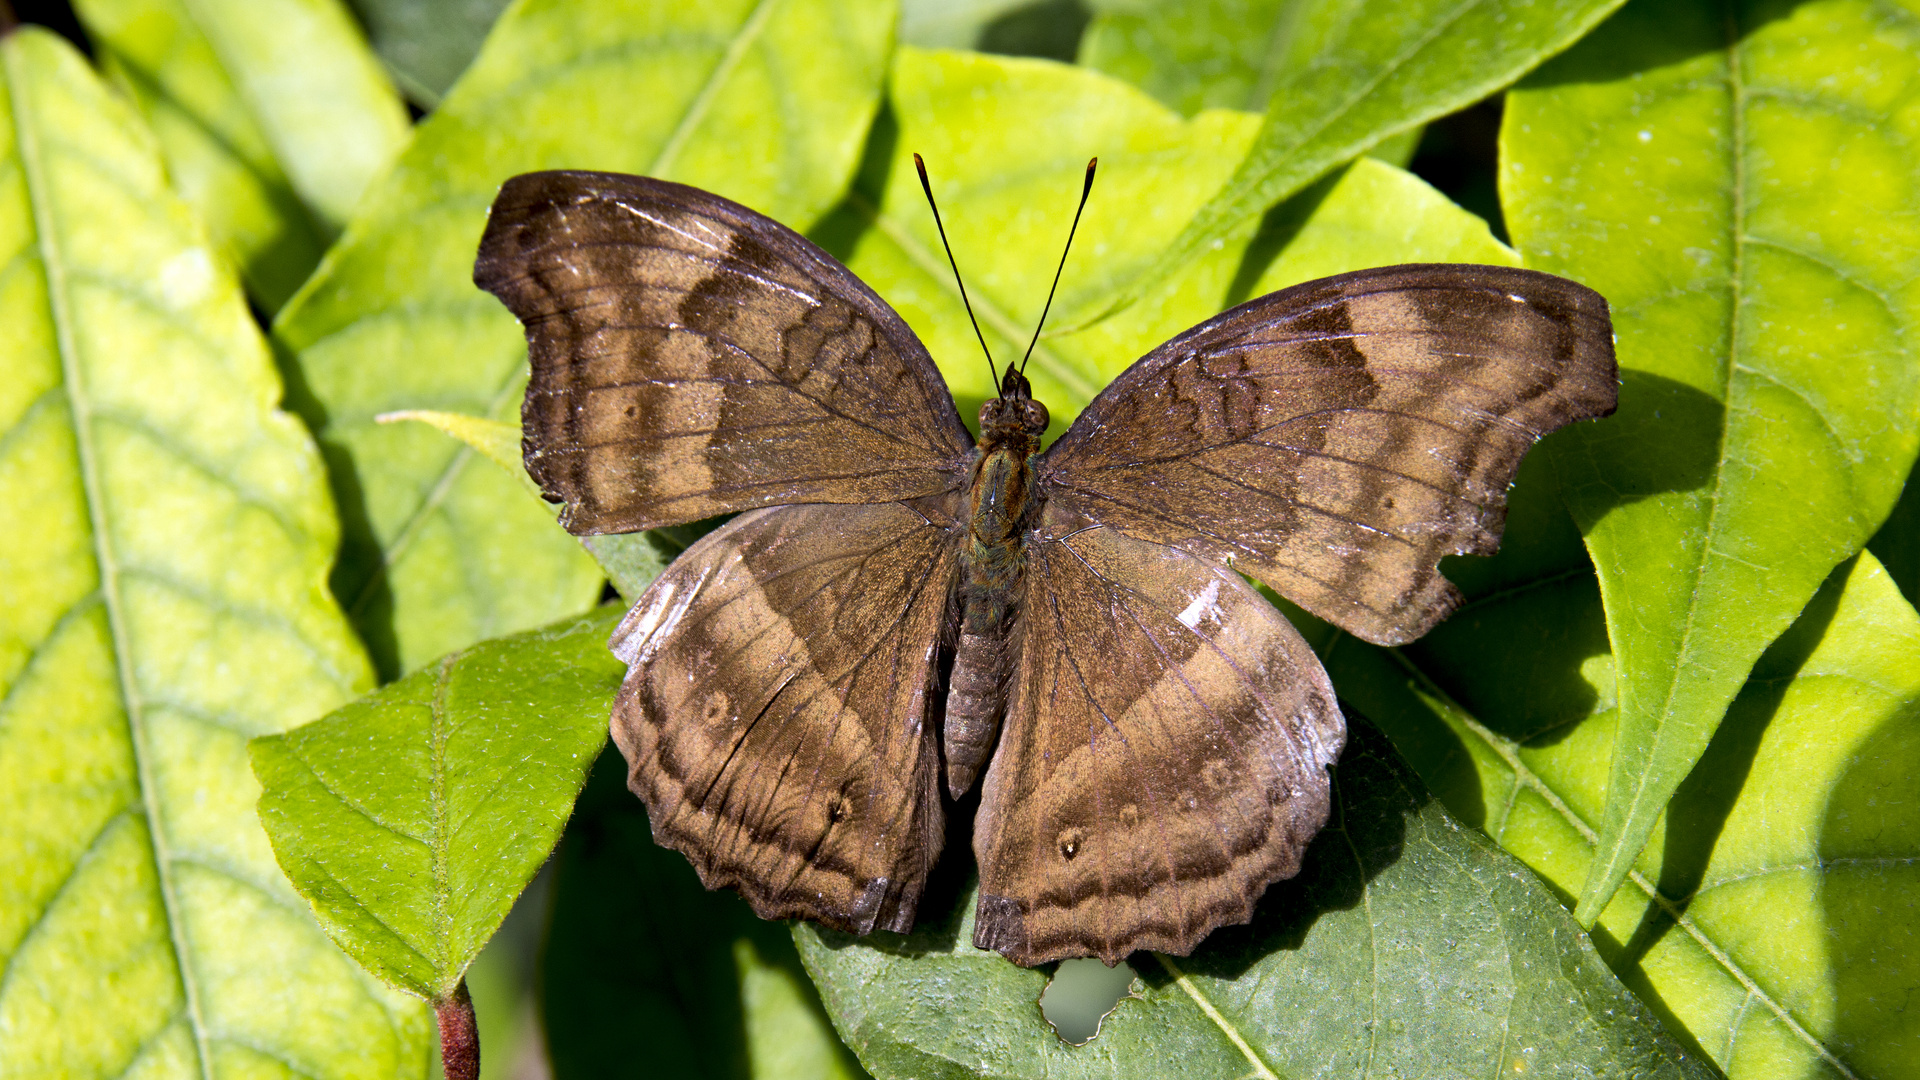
[[479, 167, 1623, 968], [971, 504, 1344, 966], [609, 499, 960, 934], [475, 171, 974, 534], [1040, 264, 1617, 646]]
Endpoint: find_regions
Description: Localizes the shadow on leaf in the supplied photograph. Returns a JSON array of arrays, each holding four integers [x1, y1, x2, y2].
[[543, 748, 870, 1080], [1161, 716, 1410, 985], [1519, 0, 1810, 91]]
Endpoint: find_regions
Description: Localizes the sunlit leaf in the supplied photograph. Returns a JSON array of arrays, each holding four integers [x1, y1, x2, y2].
[[1500, 0, 1920, 922], [251, 605, 623, 1001], [822, 48, 1512, 433], [1076, 0, 1429, 172], [1078, 0, 1357, 116], [271, 0, 895, 679], [1326, 508, 1920, 1077], [542, 749, 871, 1080], [73, 0, 410, 311], [0, 27, 426, 1075], [1113, 0, 1624, 315]]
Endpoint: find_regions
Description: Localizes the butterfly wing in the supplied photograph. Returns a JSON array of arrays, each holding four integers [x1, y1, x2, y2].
[[610, 498, 960, 934], [1040, 264, 1616, 645], [476, 171, 975, 533], [971, 504, 1344, 966]]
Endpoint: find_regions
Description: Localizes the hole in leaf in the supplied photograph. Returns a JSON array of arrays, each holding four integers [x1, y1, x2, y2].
[[1039, 957, 1137, 1044]]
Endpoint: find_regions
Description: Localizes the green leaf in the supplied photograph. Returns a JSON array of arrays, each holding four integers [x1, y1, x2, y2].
[[272, 0, 895, 682], [824, 48, 1512, 431], [1077, 0, 1359, 116], [341, 0, 512, 106], [72, 0, 411, 311], [542, 749, 871, 1080], [250, 604, 624, 1001], [0, 26, 426, 1076], [371, 407, 679, 603], [1111, 0, 1625, 316], [1330, 508, 1920, 1078], [898, 0, 1033, 49], [797, 721, 1713, 1080], [376, 408, 521, 479], [1500, 0, 1920, 922]]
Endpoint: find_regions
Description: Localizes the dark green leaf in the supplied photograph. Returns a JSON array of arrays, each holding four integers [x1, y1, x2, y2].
[[1869, 455, 1919, 611], [1112, 0, 1624, 315], [1077, 0, 1354, 116], [342, 0, 511, 106], [543, 749, 871, 1080], [0, 27, 426, 1073], [1500, 0, 1920, 922], [251, 604, 624, 1000], [271, 0, 896, 679], [798, 722, 1714, 1080], [73, 0, 411, 311]]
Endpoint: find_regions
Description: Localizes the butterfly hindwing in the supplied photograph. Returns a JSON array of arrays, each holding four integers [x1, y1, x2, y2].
[[970, 503, 1344, 965], [609, 499, 960, 935], [1040, 264, 1617, 645], [476, 171, 974, 534]]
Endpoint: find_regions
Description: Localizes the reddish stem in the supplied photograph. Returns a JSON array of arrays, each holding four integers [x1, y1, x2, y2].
[[435, 981, 480, 1080]]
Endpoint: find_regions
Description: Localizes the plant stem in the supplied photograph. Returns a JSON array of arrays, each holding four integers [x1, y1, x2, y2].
[[436, 980, 481, 1080]]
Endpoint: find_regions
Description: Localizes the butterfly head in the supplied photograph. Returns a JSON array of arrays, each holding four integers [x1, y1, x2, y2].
[[981, 364, 1049, 440]]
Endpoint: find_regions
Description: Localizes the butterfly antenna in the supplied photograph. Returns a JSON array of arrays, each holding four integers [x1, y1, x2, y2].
[[914, 154, 998, 391], [1020, 157, 1097, 376]]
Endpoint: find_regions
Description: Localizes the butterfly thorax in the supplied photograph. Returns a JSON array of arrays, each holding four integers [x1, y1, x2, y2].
[[944, 372, 1050, 799]]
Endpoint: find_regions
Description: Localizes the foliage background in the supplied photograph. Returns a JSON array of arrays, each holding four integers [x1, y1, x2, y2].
[[1, 0, 1916, 1077]]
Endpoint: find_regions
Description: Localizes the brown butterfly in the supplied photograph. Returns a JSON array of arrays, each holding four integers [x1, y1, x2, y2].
[[473, 165, 1617, 966]]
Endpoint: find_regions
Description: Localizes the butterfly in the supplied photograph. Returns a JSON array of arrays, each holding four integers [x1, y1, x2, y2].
[[473, 166, 1617, 966]]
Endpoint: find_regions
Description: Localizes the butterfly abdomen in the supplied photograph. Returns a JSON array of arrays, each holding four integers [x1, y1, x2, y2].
[[944, 432, 1042, 799]]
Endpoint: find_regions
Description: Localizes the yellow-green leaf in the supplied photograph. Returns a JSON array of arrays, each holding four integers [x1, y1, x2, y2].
[[251, 605, 624, 1001], [0, 27, 426, 1077], [1501, 0, 1920, 923], [272, 0, 896, 680], [1109, 0, 1624, 316], [825, 48, 1512, 432], [73, 0, 410, 311], [1331, 540, 1920, 1077]]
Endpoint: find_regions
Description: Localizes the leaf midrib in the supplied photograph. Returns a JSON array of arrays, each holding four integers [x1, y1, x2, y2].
[[4, 40, 216, 1078], [428, 653, 456, 990], [649, 0, 783, 178], [1579, 0, 1752, 921], [1154, 952, 1280, 1080]]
